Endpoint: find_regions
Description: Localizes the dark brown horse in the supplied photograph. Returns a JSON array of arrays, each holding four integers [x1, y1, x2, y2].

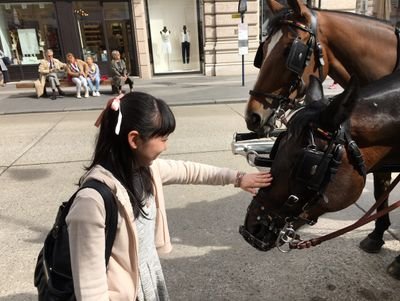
[[245, 0, 398, 262], [240, 74, 400, 279]]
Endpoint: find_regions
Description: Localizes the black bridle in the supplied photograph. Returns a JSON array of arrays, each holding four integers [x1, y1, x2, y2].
[[249, 9, 325, 124], [239, 120, 366, 252]]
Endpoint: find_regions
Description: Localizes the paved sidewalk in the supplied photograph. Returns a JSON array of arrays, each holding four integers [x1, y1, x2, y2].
[[0, 74, 342, 115], [0, 106, 399, 301]]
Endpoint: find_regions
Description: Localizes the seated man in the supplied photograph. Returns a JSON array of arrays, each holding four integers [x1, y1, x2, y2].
[[36, 49, 66, 100], [110, 50, 133, 94]]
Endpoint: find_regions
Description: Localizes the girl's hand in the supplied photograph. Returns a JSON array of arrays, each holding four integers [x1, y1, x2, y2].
[[238, 172, 273, 196]]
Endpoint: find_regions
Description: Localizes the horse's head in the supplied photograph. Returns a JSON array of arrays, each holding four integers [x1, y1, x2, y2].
[[246, 0, 327, 136], [240, 76, 367, 252]]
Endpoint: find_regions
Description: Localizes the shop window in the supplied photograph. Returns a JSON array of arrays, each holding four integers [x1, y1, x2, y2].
[[147, 0, 201, 74], [73, 1, 137, 76], [0, 2, 61, 65]]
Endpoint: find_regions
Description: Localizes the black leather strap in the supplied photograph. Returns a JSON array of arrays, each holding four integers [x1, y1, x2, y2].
[[393, 27, 400, 72], [80, 179, 118, 267], [342, 120, 366, 180]]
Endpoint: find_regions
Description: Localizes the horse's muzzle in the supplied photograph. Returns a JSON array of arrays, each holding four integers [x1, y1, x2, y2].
[[239, 212, 282, 252], [239, 224, 276, 251]]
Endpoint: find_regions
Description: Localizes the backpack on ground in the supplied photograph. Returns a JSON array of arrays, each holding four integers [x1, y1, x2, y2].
[[34, 179, 118, 301]]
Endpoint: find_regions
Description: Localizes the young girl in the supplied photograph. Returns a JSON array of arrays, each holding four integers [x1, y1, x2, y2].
[[86, 56, 101, 96], [66, 92, 272, 300]]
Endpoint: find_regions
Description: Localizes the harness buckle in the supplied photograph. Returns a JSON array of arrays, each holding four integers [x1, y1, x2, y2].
[[317, 42, 325, 66], [276, 222, 298, 253]]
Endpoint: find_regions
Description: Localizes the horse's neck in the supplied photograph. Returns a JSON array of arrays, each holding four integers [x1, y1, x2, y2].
[[350, 94, 400, 168], [321, 12, 397, 86]]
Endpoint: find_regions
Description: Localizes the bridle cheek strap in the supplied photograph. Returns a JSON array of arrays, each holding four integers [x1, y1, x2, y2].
[[249, 9, 325, 115]]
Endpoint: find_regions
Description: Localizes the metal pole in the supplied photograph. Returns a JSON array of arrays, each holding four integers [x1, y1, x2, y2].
[[241, 13, 245, 87]]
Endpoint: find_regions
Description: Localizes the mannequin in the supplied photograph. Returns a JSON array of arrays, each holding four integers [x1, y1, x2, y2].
[[181, 25, 190, 64], [160, 26, 171, 55]]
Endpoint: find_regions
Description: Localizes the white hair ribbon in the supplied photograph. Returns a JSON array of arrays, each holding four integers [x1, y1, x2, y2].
[[110, 94, 124, 135]]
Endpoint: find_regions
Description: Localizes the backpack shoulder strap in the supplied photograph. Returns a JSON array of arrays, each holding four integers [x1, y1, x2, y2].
[[80, 179, 118, 266]]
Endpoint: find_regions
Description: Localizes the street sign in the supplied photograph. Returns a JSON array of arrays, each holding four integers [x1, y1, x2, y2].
[[238, 23, 248, 55]]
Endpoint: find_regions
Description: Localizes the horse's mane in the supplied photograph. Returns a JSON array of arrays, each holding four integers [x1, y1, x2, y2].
[[268, 6, 393, 31], [266, 8, 293, 36], [314, 8, 393, 26], [287, 101, 327, 139]]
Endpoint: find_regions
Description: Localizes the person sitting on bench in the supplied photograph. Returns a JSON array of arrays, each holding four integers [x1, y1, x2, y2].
[[36, 49, 66, 100], [85, 56, 101, 96], [66, 53, 90, 99], [110, 50, 133, 94]]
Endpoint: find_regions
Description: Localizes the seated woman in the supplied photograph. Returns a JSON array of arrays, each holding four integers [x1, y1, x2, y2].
[[66, 53, 89, 99], [110, 50, 133, 94], [86, 56, 101, 96]]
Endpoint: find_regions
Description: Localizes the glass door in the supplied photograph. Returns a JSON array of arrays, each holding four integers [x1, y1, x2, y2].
[[103, 2, 137, 76], [74, 2, 108, 73], [78, 21, 107, 62], [104, 20, 135, 75]]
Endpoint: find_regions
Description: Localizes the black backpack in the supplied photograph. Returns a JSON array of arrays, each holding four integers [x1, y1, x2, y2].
[[34, 179, 118, 301]]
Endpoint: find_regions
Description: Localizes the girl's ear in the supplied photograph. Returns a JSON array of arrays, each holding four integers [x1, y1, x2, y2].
[[128, 130, 140, 149]]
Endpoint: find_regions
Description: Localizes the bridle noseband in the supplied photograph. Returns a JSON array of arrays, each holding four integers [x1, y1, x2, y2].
[[249, 9, 325, 127]]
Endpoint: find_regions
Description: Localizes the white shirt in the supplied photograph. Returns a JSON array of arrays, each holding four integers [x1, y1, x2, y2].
[[181, 31, 190, 43]]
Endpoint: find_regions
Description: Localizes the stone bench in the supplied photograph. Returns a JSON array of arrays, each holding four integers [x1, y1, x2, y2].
[[16, 78, 112, 89]]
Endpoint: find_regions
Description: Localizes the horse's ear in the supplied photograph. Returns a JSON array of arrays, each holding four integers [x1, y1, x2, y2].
[[288, 0, 312, 19], [266, 0, 285, 14], [304, 75, 324, 105], [319, 75, 360, 132]]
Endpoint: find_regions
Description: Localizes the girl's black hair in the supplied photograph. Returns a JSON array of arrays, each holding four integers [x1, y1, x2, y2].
[[86, 91, 176, 218]]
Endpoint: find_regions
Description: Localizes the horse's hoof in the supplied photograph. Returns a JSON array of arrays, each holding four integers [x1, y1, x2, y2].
[[359, 235, 384, 253], [387, 259, 400, 280]]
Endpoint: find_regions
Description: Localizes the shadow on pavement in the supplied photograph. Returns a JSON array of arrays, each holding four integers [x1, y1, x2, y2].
[[7, 168, 51, 182], [0, 293, 36, 301], [160, 191, 400, 300], [0, 213, 47, 243]]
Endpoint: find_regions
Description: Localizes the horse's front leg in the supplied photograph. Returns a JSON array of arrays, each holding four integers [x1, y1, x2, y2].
[[359, 172, 391, 253]]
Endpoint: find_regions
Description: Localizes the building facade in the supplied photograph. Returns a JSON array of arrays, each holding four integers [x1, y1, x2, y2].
[[0, 0, 141, 81], [0, 0, 261, 81], [1, 0, 400, 82]]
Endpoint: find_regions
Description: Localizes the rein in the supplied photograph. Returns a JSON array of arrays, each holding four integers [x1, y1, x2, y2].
[[290, 173, 400, 250]]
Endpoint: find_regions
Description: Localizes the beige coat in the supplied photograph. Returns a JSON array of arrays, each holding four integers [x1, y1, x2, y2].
[[35, 58, 66, 97], [66, 159, 237, 301]]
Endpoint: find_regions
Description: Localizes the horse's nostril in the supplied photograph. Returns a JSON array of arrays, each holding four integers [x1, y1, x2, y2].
[[249, 113, 261, 128]]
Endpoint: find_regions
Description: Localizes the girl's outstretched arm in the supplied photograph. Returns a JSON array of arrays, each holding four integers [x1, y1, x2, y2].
[[237, 172, 273, 196]]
